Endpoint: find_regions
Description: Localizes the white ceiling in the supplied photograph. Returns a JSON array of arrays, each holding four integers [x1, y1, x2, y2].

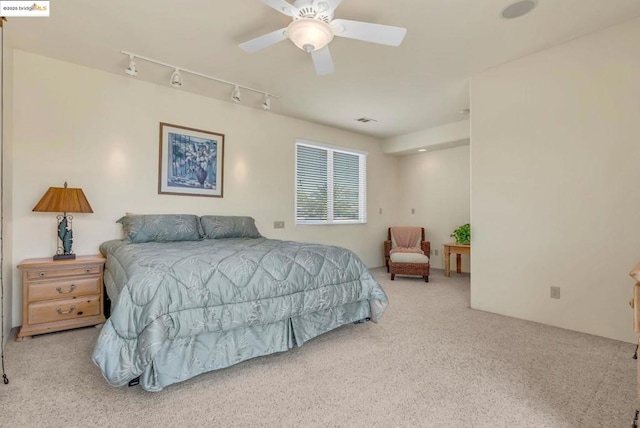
[[6, 0, 640, 138]]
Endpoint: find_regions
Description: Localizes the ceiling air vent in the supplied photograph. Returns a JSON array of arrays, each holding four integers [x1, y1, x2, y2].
[[356, 117, 378, 123]]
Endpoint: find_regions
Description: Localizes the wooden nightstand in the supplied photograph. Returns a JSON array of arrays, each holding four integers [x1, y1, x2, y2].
[[16, 255, 106, 341]]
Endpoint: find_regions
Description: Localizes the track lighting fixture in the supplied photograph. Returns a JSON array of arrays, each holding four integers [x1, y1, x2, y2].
[[262, 94, 271, 110], [121, 51, 279, 110], [231, 86, 242, 103], [170, 69, 183, 88], [125, 54, 137, 77]]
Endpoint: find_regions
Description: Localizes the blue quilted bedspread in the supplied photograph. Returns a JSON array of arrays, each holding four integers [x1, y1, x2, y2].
[[92, 238, 387, 390]]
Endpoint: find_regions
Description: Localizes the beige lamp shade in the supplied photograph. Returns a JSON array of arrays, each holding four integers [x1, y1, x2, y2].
[[32, 182, 93, 214]]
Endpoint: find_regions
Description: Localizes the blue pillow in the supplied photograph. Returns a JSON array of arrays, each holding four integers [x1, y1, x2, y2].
[[117, 214, 201, 243], [199, 216, 261, 239]]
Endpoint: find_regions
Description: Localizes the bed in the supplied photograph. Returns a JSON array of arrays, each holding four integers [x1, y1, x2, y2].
[[92, 214, 388, 391]]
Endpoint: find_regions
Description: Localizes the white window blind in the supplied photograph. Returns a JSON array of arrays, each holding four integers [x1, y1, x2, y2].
[[295, 140, 367, 224]]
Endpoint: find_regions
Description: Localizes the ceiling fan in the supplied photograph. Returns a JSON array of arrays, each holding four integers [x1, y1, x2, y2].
[[240, 0, 407, 75]]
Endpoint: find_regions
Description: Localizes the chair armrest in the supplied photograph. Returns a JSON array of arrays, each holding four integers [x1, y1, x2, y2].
[[384, 240, 391, 257], [421, 241, 431, 257]]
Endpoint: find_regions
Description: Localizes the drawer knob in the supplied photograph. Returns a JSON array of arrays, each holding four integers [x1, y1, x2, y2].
[[39, 272, 46, 277], [56, 305, 76, 315], [85, 269, 91, 273], [56, 284, 76, 294]]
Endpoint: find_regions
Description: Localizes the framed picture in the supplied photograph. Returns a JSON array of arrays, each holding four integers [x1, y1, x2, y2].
[[158, 122, 225, 197]]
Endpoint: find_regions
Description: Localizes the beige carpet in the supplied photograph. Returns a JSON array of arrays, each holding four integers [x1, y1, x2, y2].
[[0, 268, 635, 428]]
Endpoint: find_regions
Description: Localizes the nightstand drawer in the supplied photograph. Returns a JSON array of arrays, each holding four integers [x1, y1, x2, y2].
[[28, 295, 101, 325], [26, 264, 102, 280], [27, 277, 101, 302]]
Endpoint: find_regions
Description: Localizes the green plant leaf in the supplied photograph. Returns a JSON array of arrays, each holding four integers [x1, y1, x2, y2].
[[450, 223, 470, 244]]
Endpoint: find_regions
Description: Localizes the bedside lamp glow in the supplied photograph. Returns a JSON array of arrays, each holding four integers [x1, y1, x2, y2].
[[32, 182, 93, 261]]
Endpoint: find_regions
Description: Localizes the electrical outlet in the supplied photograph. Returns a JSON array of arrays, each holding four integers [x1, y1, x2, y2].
[[379, 208, 382, 214], [273, 221, 285, 229], [550, 286, 560, 299], [411, 208, 415, 214], [434, 249, 439, 256]]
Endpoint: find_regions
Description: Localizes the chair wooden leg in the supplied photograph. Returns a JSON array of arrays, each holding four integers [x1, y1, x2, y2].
[[391, 274, 395, 280], [424, 275, 429, 283]]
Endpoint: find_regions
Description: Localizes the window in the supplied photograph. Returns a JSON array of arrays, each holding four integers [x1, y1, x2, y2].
[[295, 140, 367, 224]]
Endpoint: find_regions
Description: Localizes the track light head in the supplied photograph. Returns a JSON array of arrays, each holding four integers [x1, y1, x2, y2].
[[170, 69, 183, 88], [262, 94, 272, 110], [231, 85, 242, 103], [125, 55, 138, 77]]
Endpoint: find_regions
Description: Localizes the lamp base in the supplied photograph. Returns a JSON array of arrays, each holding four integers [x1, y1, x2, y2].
[[53, 253, 76, 261]]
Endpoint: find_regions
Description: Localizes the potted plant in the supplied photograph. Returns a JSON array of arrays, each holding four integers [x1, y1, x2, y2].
[[450, 223, 470, 245]]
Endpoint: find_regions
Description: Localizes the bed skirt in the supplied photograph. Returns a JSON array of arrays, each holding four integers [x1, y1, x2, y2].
[[117, 300, 371, 391]]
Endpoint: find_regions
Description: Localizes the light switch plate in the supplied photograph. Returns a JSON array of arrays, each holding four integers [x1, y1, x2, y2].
[[274, 221, 285, 229]]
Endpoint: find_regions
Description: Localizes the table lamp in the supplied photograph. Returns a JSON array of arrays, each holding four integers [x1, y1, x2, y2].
[[32, 181, 93, 261]]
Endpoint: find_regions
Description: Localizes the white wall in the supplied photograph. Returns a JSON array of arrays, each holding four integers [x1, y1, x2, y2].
[[11, 50, 399, 327], [396, 146, 470, 271], [470, 17, 640, 343], [1, 29, 12, 344]]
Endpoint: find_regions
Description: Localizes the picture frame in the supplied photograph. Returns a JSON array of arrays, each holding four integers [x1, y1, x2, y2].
[[158, 122, 225, 198]]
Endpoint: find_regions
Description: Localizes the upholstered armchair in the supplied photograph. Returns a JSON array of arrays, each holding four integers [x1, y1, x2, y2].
[[384, 227, 430, 282]]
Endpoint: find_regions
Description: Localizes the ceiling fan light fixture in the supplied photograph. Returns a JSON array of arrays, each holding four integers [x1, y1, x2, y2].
[[125, 54, 137, 77], [287, 18, 334, 53], [231, 85, 242, 103], [170, 68, 183, 88]]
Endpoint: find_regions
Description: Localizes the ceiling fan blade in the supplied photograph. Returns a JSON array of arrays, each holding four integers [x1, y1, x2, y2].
[[311, 46, 335, 75], [240, 28, 288, 53], [324, 0, 343, 12], [261, 0, 298, 17], [313, 0, 342, 15], [331, 19, 407, 46]]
